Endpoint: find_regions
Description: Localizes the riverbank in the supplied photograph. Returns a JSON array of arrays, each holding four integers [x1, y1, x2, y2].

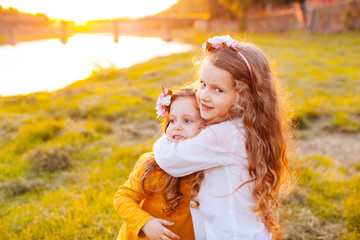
[[0, 33, 64, 45], [0, 27, 197, 46], [0, 26, 209, 46], [0, 30, 359, 239]]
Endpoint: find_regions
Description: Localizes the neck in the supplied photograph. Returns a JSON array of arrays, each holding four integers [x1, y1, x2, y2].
[[204, 115, 230, 126]]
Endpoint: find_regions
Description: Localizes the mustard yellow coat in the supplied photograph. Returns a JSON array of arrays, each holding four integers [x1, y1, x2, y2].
[[114, 153, 195, 240]]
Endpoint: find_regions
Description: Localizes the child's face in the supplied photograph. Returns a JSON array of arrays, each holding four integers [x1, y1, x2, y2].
[[166, 97, 203, 143], [196, 59, 237, 122]]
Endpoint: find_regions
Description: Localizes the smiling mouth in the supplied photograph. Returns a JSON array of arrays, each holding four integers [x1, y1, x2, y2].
[[172, 135, 184, 140], [200, 103, 213, 111]]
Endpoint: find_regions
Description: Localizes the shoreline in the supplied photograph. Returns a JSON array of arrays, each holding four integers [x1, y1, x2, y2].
[[0, 33, 196, 98], [0, 27, 192, 46]]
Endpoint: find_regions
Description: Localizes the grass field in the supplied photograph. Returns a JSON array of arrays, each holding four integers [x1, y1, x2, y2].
[[0, 30, 359, 239]]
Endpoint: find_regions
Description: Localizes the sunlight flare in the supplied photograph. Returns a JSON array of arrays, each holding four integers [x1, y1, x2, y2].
[[0, 0, 178, 21]]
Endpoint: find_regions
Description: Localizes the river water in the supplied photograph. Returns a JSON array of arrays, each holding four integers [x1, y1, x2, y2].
[[0, 34, 193, 96]]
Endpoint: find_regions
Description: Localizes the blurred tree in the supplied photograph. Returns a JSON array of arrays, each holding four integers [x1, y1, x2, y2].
[[218, 0, 305, 30], [269, 0, 305, 5], [160, 0, 208, 15], [0, 5, 50, 22], [160, 0, 235, 19], [218, 0, 255, 31], [208, 0, 236, 19]]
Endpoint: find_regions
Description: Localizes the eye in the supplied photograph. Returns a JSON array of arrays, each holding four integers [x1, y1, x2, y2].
[[185, 118, 193, 123], [200, 81, 206, 87], [215, 87, 223, 93], [169, 119, 176, 124]]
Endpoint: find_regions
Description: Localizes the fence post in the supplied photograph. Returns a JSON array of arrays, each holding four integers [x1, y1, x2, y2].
[[163, 19, 172, 42], [60, 21, 67, 44], [294, 1, 305, 27], [8, 22, 17, 45], [113, 20, 119, 43], [307, 7, 317, 34]]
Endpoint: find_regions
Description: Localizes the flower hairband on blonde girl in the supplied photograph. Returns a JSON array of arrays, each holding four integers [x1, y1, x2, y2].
[[202, 35, 255, 89], [156, 86, 172, 118]]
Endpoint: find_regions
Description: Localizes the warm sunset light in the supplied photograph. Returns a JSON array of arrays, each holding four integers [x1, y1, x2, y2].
[[0, 0, 179, 21], [1, 0, 359, 238]]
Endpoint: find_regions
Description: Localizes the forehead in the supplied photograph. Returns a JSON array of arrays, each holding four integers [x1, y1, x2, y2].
[[200, 59, 234, 87], [170, 97, 198, 114]]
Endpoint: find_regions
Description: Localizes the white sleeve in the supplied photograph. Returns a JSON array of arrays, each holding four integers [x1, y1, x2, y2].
[[153, 124, 236, 177]]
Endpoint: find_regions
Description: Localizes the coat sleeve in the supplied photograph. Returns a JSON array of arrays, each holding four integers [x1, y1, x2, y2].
[[153, 122, 239, 177], [114, 156, 154, 238]]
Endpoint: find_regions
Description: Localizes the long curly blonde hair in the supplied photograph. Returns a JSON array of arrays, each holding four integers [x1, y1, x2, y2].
[[201, 41, 293, 233], [140, 87, 204, 215]]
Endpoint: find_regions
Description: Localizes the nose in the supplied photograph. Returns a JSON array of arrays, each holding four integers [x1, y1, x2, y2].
[[199, 87, 210, 102], [173, 121, 183, 130]]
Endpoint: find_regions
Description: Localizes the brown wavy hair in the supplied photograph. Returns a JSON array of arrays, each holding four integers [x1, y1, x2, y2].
[[140, 87, 204, 215], [200, 41, 293, 233]]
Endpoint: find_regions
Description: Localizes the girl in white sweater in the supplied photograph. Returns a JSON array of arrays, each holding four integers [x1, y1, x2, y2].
[[153, 35, 292, 240]]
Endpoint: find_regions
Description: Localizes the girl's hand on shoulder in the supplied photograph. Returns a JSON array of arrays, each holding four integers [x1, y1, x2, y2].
[[142, 218, 180, 240]]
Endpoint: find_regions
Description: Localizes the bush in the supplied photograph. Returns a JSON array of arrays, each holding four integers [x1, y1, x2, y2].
[[282, 208, 346, 240], [27, 147, 72, 173], [85, 120, 113, 134], [344, 176, 360, 233], [12, 119, 64, 154], [0, 177, 43, 197]]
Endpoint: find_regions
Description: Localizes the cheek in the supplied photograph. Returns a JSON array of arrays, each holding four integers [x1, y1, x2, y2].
[[196, 91, 201, 104], [187, 125, 199, 136], [166, 125, 173, 134], [225, 101, 234, 112], [219, 95, 236, 110]]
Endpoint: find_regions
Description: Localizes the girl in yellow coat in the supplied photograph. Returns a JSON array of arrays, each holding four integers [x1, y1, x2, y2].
[[114, 87, 204, 240]]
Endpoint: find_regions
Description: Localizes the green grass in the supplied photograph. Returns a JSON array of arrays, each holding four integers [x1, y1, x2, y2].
[[280, 155, 360, 239], [248, 31, 360, 132], [0, 30, 359, 239]]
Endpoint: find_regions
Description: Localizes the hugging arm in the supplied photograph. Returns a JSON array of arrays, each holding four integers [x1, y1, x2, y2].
[[153, 124, 234, 177], [114, 158, 178, 239]]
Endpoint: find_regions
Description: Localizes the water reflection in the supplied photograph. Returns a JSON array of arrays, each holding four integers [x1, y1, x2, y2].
[[0, 34, 193, 96]]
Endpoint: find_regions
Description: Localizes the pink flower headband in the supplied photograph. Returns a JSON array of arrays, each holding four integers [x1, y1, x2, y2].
[[202, 35, 254, 89], [156, 86, 172, 118]]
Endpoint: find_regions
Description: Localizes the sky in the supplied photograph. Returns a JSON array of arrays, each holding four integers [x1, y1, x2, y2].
[[0, 0, 178, 21]]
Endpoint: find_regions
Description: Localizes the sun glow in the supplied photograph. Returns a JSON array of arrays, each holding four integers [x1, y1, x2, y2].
[[0, 0, 178, 21]]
